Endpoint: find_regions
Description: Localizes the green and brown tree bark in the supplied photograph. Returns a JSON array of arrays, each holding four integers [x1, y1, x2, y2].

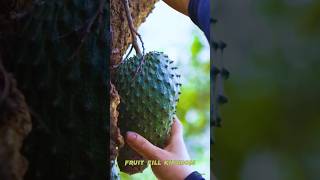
[[1, 0, 108, 179], [110, 0, 158, 162], [1, 0, 159, 179]]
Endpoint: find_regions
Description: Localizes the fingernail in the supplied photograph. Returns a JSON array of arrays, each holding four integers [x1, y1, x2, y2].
[[126, 131, 137, 141]]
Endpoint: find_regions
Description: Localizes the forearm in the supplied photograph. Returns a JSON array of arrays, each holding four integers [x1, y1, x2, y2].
[[163, 0, 190, 16]]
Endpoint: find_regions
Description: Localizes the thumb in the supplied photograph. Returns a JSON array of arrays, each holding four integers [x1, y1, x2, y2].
[[170, 117, 184, 139], [166, 117, 184, 145], [165, 117, 186, 152], [126, 131, 165, 160]]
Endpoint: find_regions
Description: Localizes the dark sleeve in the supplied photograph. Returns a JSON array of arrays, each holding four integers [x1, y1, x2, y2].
[[185, 171, 206, 180], [188, 0, 210, 41]]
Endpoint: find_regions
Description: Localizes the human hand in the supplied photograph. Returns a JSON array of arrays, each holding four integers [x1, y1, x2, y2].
[[125, 116, 194, 180]]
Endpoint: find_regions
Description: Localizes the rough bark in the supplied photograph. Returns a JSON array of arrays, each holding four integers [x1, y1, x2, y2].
[[0, 1, 32, 180], [0, 61, 32, 180], [110, 0, 158, 161], [0, 0, 32, 33], [110, 0, 158, 66], [110, 82, 123, 160]]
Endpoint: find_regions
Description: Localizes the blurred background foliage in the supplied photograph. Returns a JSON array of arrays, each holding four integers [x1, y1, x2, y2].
[[119, 1, 210, 179], [214, 0, 320, 180]]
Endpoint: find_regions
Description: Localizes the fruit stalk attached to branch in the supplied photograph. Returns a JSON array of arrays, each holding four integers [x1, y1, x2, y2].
[[121, 0, 143, 56], [120, 0, 147, 79]]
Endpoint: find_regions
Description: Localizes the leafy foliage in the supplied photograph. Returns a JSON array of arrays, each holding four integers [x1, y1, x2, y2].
[[177, 36, 210, 137], [214, 1, 320, 179]]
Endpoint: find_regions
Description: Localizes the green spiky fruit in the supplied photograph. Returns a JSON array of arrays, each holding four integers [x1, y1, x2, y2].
[[114, 51, 181, 174]]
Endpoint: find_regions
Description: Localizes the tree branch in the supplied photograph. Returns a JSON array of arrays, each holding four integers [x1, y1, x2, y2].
[[121, 0, 142, 56]]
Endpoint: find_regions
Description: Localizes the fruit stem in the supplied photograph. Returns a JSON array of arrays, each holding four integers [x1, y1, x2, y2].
[[121, 0, 143, 56]]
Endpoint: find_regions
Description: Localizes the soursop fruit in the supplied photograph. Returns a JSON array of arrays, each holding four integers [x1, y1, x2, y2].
[[113, 51, 181, 174]]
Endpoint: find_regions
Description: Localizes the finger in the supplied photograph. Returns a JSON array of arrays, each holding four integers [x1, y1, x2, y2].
[[171, 116, 183, 137], [167, 117, 183, 144], [126, 131, 165, 160], [165, 117, 185, 150]]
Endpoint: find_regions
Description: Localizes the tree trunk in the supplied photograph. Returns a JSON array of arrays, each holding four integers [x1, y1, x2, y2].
[[0, 61, 32, 180], [1, 0, 109, 179], [110, 0, 158, 161], [1, 0, 159, 178], [0, 1, 32, 180]]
